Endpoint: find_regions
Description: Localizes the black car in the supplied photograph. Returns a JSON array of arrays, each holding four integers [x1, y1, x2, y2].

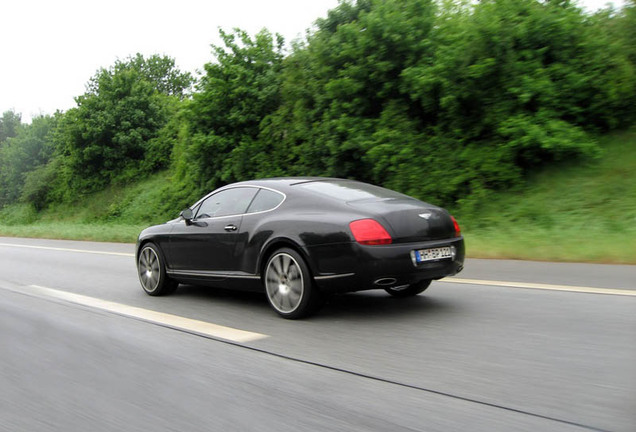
[[136, 177, 464, 318]]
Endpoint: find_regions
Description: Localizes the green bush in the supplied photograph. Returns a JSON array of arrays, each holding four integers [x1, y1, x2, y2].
[[0, 204, 39, 225]]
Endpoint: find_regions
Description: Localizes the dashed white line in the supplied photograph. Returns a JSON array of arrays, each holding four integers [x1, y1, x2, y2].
[[16, 284, 268, 343]]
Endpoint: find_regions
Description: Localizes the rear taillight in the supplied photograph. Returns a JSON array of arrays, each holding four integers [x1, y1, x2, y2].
[[451, 216, 461, 237], [349, 219, 392, 245]]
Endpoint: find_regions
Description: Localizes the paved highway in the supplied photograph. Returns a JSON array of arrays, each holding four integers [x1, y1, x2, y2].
[[0, 237, 634, 431]]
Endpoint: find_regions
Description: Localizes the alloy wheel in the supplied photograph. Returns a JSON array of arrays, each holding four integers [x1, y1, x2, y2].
[[139, 246, 161, 293], [265, 252, 304, 314]]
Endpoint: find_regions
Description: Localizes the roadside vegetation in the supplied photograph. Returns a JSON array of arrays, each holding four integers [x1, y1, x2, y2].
[[461, 128, 636, 263], [1, 127, 634, 263], [1, 0, 635, 263]]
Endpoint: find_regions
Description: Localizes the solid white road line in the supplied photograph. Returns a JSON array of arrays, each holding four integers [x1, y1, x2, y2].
[[442, 277, 636, 297], [0, 242, 135, 257], [21, 284, 268, 343]]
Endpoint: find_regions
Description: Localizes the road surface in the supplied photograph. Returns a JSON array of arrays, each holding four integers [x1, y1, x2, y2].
[[0, 237, 634, 431]]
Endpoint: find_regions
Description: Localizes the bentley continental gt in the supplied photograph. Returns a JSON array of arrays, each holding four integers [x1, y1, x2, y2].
[[136, 178, 464, 318]]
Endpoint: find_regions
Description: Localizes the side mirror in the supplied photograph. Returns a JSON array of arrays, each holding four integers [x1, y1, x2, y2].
[[180, 208, 194, 225]]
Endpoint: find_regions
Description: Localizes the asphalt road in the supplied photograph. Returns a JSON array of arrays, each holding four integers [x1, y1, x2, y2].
[[0, 237, 634, 432]]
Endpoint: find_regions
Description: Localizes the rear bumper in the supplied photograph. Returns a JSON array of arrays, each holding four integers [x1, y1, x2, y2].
[[304, 237, 464, 294]]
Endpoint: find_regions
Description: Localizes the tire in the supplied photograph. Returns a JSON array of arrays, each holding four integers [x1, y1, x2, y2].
[[137, 243, 178, 296], [385, 279, 431, 298], [263, 248, 323, 319]]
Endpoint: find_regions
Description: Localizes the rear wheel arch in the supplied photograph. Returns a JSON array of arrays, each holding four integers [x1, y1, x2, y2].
[[258, 238, 314, 279]]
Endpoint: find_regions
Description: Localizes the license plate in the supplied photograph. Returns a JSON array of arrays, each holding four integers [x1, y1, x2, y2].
[[414, 246, 454, 263]]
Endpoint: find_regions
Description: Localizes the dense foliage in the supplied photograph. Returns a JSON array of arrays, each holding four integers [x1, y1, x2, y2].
[[173, 29, 285, 200], [257, 0, 634, 206], [0, 114, 57, 208], [53, 54, 193, 197], [1, 0, 635, 221]]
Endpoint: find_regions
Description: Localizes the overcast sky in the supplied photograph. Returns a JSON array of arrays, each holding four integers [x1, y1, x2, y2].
[[1, 0, 625, 123]]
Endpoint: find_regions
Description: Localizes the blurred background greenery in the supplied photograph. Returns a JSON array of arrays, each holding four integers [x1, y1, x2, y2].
[[1, 0, 635, 262]]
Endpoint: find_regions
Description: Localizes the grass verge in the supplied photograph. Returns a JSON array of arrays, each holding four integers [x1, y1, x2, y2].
[[0, 223, 146, 243], [464, 228, 635, 264], [456, 127, 636, 264]]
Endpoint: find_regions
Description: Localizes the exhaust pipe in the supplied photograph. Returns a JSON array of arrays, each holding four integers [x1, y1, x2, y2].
[[374, 277, 397, 286]]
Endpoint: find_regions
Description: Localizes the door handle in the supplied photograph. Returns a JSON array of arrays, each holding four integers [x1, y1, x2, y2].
[[224, 224, 238, 232]]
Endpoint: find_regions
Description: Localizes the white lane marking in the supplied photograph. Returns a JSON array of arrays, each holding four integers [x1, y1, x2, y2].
[[0, 242, 134, 257], [24, 284, 268, 343], [442, 277, 636, 297], [2, 241, 633, 297]]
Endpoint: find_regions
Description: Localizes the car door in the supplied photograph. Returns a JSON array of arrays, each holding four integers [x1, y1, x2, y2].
[[168, 187, 259, 274]]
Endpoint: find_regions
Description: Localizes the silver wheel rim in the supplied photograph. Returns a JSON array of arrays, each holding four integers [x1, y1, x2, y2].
[[265, 253, 304, 314], [139, 247, 161, 293]]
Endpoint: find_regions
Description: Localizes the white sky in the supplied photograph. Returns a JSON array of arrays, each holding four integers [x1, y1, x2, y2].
[[0, 0, 625, 123]]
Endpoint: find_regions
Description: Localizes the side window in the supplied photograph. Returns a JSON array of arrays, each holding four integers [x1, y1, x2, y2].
[[195, 188, 258, 219], [246, 189, 285, 213]]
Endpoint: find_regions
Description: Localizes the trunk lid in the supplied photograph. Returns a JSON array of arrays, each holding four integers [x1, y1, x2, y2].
[[347, 198, 456, 242]]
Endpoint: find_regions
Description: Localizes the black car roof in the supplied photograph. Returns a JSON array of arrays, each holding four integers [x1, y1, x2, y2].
[[227, 177, 414, 204], [230, 177, 352, 191]]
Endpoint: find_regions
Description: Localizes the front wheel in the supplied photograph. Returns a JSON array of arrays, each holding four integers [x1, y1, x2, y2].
[[137, 243, 178, 296], [385, 279, 431, 298], [264, 248, 323, 319]]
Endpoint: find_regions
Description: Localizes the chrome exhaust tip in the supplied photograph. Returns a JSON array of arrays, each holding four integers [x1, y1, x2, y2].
[[374, 277, 397, 286]]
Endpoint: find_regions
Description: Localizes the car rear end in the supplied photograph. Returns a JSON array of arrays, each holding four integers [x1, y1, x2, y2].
[[345, 209, 464, 291], [294, 179, 464, 294], [308, 215, 464, 294]]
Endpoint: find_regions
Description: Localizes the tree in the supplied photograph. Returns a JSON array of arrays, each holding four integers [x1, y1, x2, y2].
[[0, 115, 56, 207], [86, 54, 193, 99], [56, 54, 193, 194], [174, 28, 285, 195], [263, 0, 633, 206], [0, 110, 22, 144]]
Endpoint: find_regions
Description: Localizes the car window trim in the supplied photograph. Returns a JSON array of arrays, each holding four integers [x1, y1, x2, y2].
[[245, 187, 287, 215], [193, 186, 259, 220], [190, 185, 286, 221]]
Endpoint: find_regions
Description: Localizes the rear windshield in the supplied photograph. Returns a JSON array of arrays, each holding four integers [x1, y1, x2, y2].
[[296, 180, 408, 202]]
